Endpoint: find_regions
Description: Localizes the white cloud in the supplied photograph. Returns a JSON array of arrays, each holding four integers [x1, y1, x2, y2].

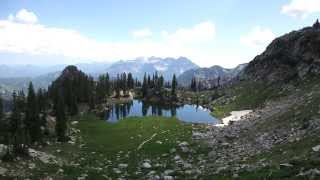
[[10, 9, 38, 24], [240, 26, 275, 49], [281, 0, 320, 18], [0, 10, 221, 66], [0, 9, 250, 67], [161, 21, 215, 45], [132, 28, 152, 38]]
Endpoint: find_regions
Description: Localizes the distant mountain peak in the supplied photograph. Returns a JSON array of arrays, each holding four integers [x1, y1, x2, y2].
[[106, 56, 199, 80]]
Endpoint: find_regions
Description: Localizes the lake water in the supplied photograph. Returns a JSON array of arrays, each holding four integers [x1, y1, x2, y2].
[[104, 100, 218, 124]]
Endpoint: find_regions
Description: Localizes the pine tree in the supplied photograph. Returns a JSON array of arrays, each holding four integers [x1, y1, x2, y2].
[[96, 75, 105, 103], [121, 73, 127, 95], [171, 74, 177, 96], [37, 88, 44, 112], [147, 75, 151, 88], [191, 77, 199, 92], [115, 74, 121, 98], [142, 73, 148, 98], [217, 76, 221, 88], [10, 91, 28, 155], [16, 90, 26, 112], [105, 73, 110, 96], [159, 75, 164, 89], [0, 95, 3, 120], [64, 79, 78, 115], [190, 77, 196, 92], [25, 82, 41, 143], [127, 73, 134, 89], [55, 92, 67, 142]]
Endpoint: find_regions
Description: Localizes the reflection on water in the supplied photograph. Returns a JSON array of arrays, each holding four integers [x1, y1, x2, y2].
[[104, 100, 218, 124]]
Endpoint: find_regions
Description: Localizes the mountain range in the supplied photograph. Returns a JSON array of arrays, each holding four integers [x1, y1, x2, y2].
[[178, 63, 247, 87], [105, 57, 199, 80], [0, 57, 200, 97]]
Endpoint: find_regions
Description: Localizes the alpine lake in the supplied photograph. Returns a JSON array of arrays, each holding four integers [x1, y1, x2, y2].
[[104, 100, 218, 124]]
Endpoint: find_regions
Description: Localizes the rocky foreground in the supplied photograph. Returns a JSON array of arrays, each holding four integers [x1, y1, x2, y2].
[[192, 83, 320, 179]]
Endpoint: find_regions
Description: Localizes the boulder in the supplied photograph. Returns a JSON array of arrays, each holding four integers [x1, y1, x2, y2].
[[118, 163, 128, 169], [0, 144, 8, 158], [0, 167, 7, 176], [163, 175, 174, 180], [142, 162, 152, 169], [312, 145, 320, 152]]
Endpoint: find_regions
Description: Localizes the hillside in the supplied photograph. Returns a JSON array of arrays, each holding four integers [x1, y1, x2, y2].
[[0, 72, 60, 99], [245, 21, 320, 82], [190, 20, 320, 179]]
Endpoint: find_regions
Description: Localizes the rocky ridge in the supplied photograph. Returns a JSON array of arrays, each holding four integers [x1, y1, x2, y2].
[[245, 20, 320, 82]]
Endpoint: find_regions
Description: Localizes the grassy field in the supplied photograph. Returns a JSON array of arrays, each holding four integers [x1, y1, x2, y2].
[[28, 114, 194, 179]]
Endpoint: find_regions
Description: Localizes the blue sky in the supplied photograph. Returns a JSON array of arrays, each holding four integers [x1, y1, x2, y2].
[[0, 0, 319, 67]]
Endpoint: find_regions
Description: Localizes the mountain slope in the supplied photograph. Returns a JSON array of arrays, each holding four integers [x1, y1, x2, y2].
[[0, 71, 60, 99], [106, 57, 199, 80], [244, 21, 320, 82], [190, 21, 320, 179], [178, 63, 247, 87]]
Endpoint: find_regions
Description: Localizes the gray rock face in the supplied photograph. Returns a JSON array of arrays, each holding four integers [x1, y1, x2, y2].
[[245, 22, 320, 82]]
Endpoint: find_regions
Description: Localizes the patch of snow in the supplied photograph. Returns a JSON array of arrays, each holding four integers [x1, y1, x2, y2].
[[215, 110, 253, 127], [154, 64, 168, 71]]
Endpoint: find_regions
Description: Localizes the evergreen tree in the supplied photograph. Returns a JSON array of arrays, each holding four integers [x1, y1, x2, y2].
[[142, 73, 148, 98], [217, 76, 221, 88], [25, 82, 41, 143], [16, 90, 26, 112], [121, 73, 127, 95], [127, 73, 134, 89], [0, 95, 3, 120], [159, 75, 164, 89], [105, 73, 110, 96], [10, 91, 28, 155], [115, 74, 121, 98], [37, 88, 48, 113], [190, 77, 196, 92], [171, 74, 178, 96], [55, 93, 67, 142], [147, 75, 151, 88], [69, 93, 78, 115], [96, 75, 106, 103], [64, 79, 78, 115]]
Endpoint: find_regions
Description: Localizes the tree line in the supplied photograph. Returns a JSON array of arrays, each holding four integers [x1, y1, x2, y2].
[[141, 72, 178, 99], [0, 65, 180, 160], [0, 83, 49, 160]]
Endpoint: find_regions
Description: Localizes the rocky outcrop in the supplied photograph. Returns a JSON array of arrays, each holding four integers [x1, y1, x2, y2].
[[245, 20, 320, 82]]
